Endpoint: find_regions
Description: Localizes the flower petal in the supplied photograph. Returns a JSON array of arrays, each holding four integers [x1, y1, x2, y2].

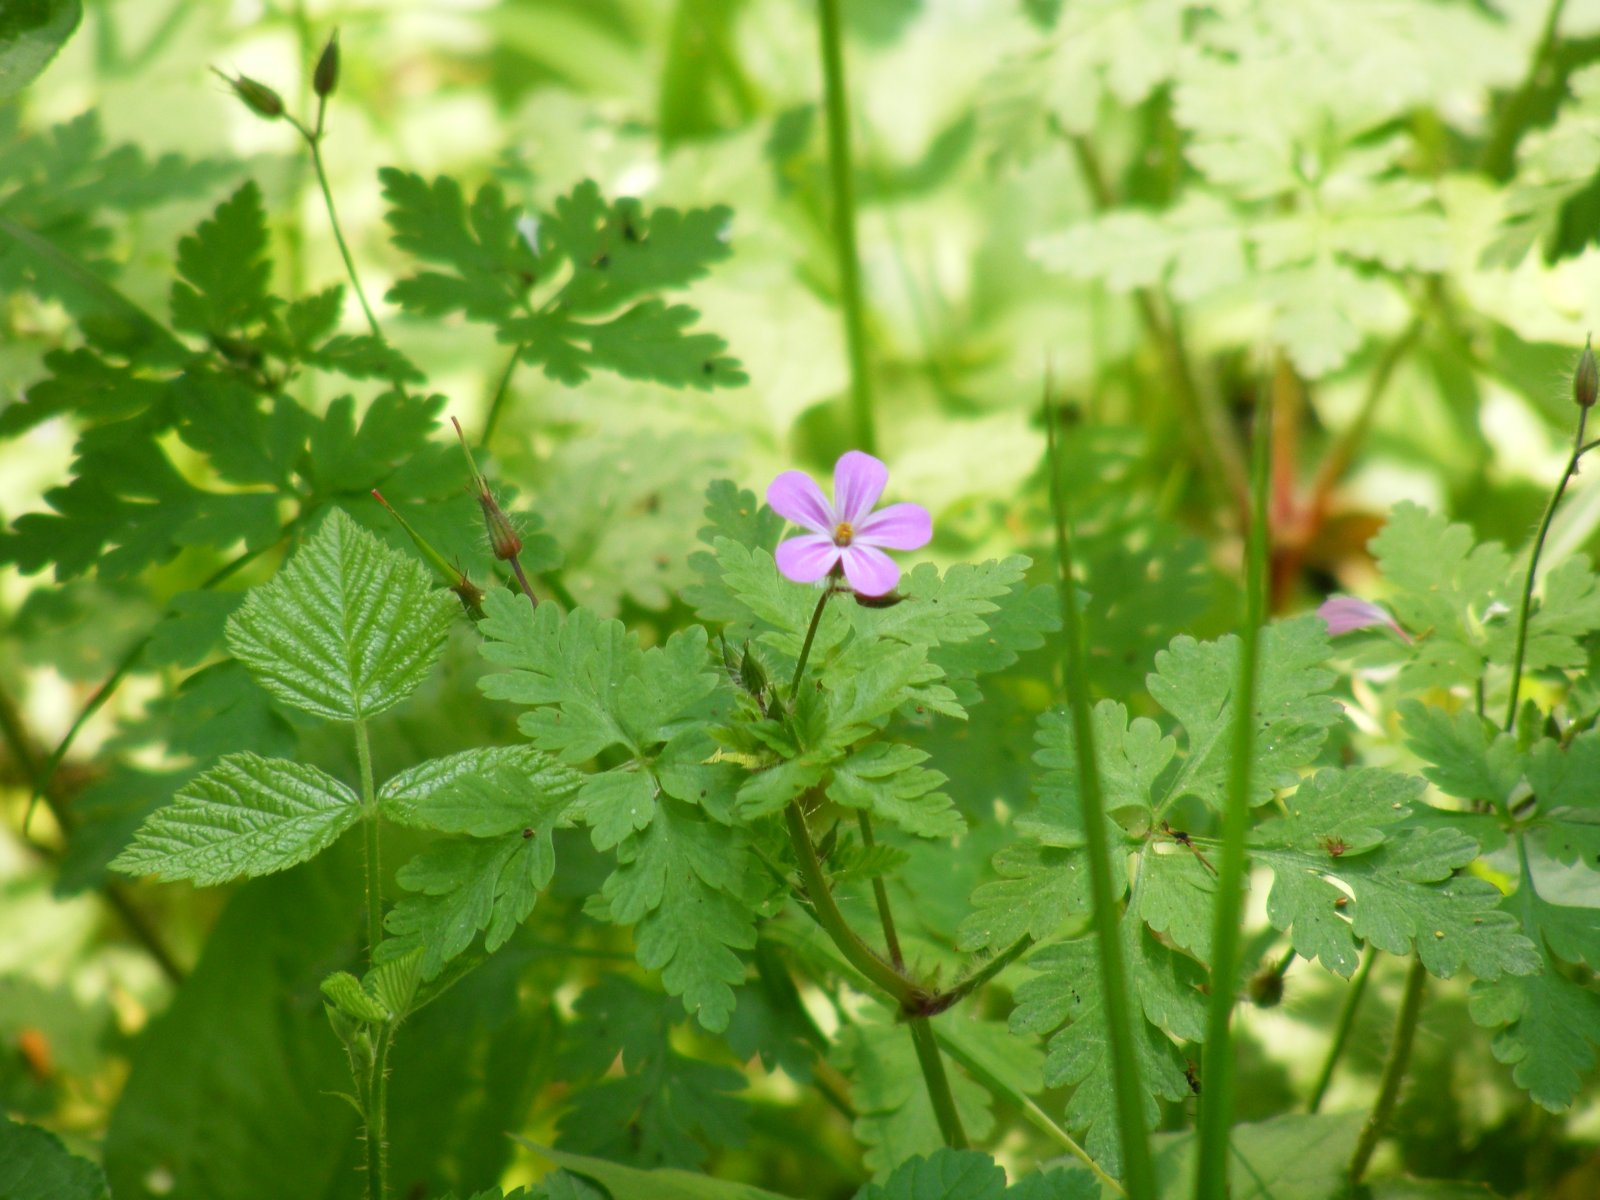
[[775, 534, 841, 583], [1318, 595, 1411, 641], [856, 502, 932, 552], [767, 471, 834, 534], [833, 450, 889, 525], [840, 544, 899, 596]]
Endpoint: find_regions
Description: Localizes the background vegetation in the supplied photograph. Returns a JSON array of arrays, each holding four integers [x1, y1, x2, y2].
[[3, 1, 1600, 1198]]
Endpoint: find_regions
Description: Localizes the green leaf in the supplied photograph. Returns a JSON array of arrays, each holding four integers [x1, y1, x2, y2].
[[169, 182, 273, 336], [378, 745, 575, 829], [958, 842, 1093, 953], [1254, 768, 1541, 979], [1149, 615, 1340, 813], [852, 1149, 1096, 1200], [111, 754, 360, 885], [1143, 1111, 1366, 1199], [1009, 926, 1203, 1177], [0, 0, 81, 99], [226, 507, 458, 722], [304, 333, 425, 383], [385, 836, 547, 977], [1369, 502, 1513, 691], [830, 1017, 999, 1178], [386, 748, 581, 836], [554, 976, 750, 1172], [828, 742, 963, 839], [320, 971, 390, 1022], [0, 1116, 109, 1200], [517, 1143, 784, 1200], [1470, 884, 1600, 1110], [598, 799, 757, 1031], [1400, 701, 1522, 814], [381, 170, 745, 389]]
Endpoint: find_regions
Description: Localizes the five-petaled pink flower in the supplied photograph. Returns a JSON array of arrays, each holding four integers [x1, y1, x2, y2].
[[768, 451, 932, 597]]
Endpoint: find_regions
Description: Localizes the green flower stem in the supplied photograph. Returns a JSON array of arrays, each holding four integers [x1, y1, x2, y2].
[[284, 111, 394, 390], [782, 800, 918, 1010], [1044, 394, 1156, 1198], [1308, 947, 1377, 1114], [354, 716, 389, 1200], [816, 0, 876, 453], [855, 811, 904, 968], [480, 343, 523, 447], [1348, 957, 1427, 1186], [1505, 401, 1590, 730], [1195, 402, 1272, 1196], [789, 584, 838, 704], [907, 1014, 967, 1149]]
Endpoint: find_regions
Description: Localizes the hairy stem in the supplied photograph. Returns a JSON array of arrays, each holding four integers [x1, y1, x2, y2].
[[1044, 393, 1156, 1198], [782, 800, 918, 1009], [1348, 957, 1427, 1185], [368, 1025, 392, 1200], [855, 811, 904, 968], [1505, 401, 1590, 730], [935, 935, 1033, 1012], [355, 718, 381, 959], [907, 1015, 967, 1149], [1308, 948, 1377, 1114], [816, 0, 876, 453], [1195, 402, 1272, 1195]]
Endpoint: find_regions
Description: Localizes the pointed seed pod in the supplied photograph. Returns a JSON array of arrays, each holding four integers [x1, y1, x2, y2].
[[477, 490, 523, 561], [213, 68, 284, 119], [1576, 336, 1597, 409], [314, 30, 340, 98]]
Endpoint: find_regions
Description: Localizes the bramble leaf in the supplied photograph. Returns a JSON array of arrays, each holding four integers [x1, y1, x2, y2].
[[111, 754, 359, 885], [226, 508, 458, 722]]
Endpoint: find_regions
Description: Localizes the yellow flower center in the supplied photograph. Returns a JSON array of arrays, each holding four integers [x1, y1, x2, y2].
[[833, 521, 854, 547]]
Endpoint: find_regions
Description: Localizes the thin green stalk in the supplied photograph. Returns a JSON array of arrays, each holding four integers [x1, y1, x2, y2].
[[789, 584, 837, 703], [937, 1030, 1126, 1196], [1044, 394, 1156, 1198], [907, 1016, 967, 1149], [1308, 948, 1377, 1114], [816, 0, 875, 453], [933, 935, 1033, 1012], [1348, 958, 1427, 1186], [782, 800, 918, 1009], [287, 115, 386, 348], [1194, 402, 1272, 1197], [1505, 400, 1590, 730], [480, 343, 524, 446], [856, 811, 904, 968], [356, 721, 381, 960]]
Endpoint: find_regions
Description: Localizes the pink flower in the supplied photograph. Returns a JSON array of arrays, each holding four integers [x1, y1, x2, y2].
[[1318, 595, 1411, 642], [767, 451, 932, 597]]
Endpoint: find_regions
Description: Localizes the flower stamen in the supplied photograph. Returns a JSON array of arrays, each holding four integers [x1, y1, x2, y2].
[[833, 521, 854, 547]]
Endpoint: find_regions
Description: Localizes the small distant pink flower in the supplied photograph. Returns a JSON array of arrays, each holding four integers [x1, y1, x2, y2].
[[767, 451, 931, 597], [1318, 595, 1411, 642]]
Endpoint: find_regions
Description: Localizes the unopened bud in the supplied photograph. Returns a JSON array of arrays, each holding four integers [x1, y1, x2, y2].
[[213, 68, 284, 119], [1247, 964, 1285, 1008], [478, 489, 523, 561], [314, 30, 340, 98], [1576, 336, 1597, 409]]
